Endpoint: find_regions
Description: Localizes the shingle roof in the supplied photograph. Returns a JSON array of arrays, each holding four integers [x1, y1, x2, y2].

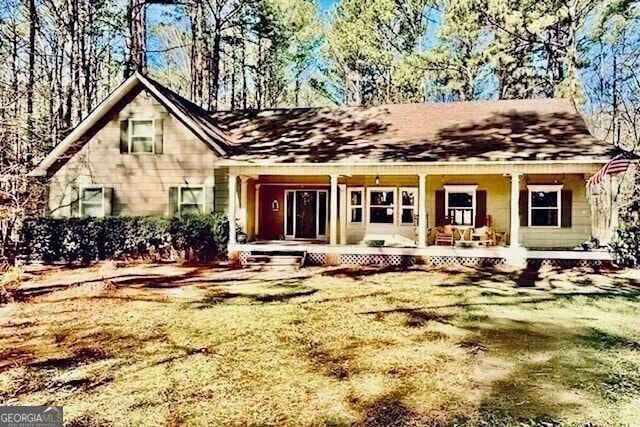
[[142, 75, 233, 151], [211, 98, 612, 163]]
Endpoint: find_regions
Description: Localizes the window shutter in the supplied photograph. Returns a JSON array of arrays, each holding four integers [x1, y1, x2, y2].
[[435, 190, 445, 226], [519, 190, 528, 226], [154, 118, 163, 154], [169, 187, 179, 216], [103, 187, 113, 216], [475, 190, 487, 227], [70, 186, 80, 217], [561, 190, 572, 228], [205, 186, 215, 214], [119, 121, 129, 153]]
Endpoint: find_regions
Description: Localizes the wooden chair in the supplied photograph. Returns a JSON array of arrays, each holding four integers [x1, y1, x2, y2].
[[435, 224, 455, 246], [471, 226, 495, 247]]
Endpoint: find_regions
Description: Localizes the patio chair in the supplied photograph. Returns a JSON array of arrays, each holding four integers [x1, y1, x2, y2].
[[471, 226, 495, 247], [435, 224, 455, 246]]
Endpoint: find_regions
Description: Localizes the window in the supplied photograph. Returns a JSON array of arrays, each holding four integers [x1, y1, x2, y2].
[[180, 187, 204, 215], [444, 185, 477, 226], [348, 188, 364, 223], [368, 188, 395, 224], [129, 119, 155, 153], [400, 188, 417, 225], [80, 187, 104, 218], [528, 185, 562, 227]]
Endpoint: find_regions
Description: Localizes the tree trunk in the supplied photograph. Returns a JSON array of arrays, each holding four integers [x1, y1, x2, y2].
[[125, 0, 146, 77], [211, 23, 222, 110]]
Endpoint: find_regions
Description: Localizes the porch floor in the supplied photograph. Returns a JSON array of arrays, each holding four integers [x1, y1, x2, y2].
[[230, 241, 612, 261]]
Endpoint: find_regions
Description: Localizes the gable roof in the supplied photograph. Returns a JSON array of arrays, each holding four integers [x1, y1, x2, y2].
[[32, 73, 612, 178], [30, 73, 232, 177], [213, 98, 612, 164]]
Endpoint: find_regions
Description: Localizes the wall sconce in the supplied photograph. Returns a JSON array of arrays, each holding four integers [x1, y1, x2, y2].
[[375, 175, 380, 185], [272, 200, 279, 211]]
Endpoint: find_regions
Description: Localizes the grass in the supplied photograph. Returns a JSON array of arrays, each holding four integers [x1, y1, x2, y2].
[[1, 263, 640, 426]]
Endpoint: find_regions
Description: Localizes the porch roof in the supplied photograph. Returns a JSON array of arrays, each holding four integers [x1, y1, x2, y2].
[[214, 98, 612, 164]]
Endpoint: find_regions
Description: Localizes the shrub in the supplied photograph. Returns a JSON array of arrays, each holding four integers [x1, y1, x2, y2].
[[610, 222, 640, 268], [169, 213, 228, 261], [19, 214, 228, 264]]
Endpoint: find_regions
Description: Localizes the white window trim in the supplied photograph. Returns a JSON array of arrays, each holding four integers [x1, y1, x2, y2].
[[347, 187, 364, 224], [527, 184, 563, 228], [367, 187, 397, 225], [443, 184, 478, 227], [178, 186, 205, 216], [128, 118, 155, 154], [283, 190, 329, 240], [79, 186, 105, 218], [399, 187, 418, 225]]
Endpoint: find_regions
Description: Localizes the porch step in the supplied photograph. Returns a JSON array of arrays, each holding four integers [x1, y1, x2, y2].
[[243, 251, 307, 269]]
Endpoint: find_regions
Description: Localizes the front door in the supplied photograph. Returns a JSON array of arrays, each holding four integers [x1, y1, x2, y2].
[[284, 190, 328, 240], [295, 191, 317, 238]]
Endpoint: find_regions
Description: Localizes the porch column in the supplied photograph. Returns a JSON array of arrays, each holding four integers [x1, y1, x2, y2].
[[254, 184, 261, 238], [418, 173, 427, 248], [330, 174, 339, 245], [240, 176, 249, 233], [228, 174, 237, 245], [509, 172, 520, 248], [339, 184, 347, 245]]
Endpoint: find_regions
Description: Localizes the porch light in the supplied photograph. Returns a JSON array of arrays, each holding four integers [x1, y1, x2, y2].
[[375, 175, 380, 185]]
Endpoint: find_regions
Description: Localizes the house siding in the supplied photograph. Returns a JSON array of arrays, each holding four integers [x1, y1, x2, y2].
[[48, 90, 218, 217], [519, 174, 590, 248]]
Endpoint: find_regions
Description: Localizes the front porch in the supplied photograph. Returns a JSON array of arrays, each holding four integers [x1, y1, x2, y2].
[[223, 162, 602, 266]]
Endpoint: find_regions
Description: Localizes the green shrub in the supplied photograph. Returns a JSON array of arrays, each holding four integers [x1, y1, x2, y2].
[[610, 222, 640, 268], [169, 213, 228, 261], [20, 214, 228, 264]]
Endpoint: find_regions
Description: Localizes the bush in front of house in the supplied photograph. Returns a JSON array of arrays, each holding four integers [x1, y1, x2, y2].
[[20, 213, 228, 264], [168, 213, 229, 261], [610, 222, 640, 268]]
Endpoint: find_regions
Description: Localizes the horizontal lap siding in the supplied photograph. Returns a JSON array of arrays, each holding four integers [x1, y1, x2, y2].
[[214, 168, 229, 213], [48, 91, 218, 217], [519, 174, 590, 248], [342, 175, 421, 244], [332, 173, 589, 248], [427, 175, 510, 244]]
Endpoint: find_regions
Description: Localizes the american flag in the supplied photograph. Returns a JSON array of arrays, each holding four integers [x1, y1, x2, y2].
[[587, 151, 638, 188]]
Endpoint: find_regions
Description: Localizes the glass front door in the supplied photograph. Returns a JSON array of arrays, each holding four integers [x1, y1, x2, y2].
[[284, 190, 328, 240]]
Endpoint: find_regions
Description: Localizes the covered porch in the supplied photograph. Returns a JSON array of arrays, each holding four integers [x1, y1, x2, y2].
[[229, 172, 521, 249], [224, 161, 597, 256]]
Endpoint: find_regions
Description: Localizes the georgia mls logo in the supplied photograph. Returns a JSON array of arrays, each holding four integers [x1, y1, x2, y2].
[[0, 406, 63, 427]]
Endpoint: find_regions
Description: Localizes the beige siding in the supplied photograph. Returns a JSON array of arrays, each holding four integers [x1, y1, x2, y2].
[[520, 174, 591, 248], [342, 175, 419, 244], [48, 90, 218, 217]]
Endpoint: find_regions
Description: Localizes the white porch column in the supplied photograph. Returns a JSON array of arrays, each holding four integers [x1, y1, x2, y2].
[[418, 173, 427, 248], [509, 173, 521, 248], [254, 184, 261, 238], [240, 176, 249, 233], [330, 174, 339, 245], [339, 184, 347, 245], [228, 174, 238, 245]]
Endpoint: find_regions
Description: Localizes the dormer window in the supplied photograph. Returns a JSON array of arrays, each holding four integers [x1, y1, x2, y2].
[[129, 119, 155, 153]]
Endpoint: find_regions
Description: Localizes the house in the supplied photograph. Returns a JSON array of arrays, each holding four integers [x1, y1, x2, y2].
[[30, 73, 614, 267]]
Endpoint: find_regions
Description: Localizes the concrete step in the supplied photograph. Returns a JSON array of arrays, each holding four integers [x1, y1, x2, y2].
[[245, 256, 302, 265], [243, 251, 306, 268]]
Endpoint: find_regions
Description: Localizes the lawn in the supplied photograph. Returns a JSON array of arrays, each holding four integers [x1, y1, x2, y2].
[[1, 263, 640, 426]]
